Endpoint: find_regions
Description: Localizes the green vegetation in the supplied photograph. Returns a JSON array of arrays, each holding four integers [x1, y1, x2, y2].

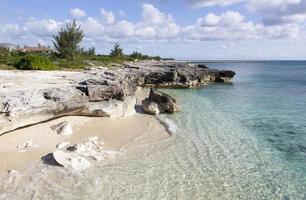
[[0, 20, 174, 71], [52, 19, 84, 61], [14, 54, 56, 70], [110, 42, 124, 57]]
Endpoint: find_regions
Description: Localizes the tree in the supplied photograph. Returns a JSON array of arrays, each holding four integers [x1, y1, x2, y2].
[[87, 46, 96, 56], [110, 42, 124, 57], [52, 19, 84, 60], [130, 51, 142, 59]]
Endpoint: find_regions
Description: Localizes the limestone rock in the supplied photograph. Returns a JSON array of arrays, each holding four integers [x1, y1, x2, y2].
[[142, 98, 163, 115], [0, 61, 235, 135], [52, 150, 91, 172], [142, 88, 181, 115]]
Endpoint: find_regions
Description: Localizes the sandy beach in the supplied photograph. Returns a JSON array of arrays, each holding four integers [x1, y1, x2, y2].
[[0, 89, 171, 174]]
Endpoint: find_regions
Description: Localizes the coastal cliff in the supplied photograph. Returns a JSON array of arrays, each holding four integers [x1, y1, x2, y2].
[[0, 61, 235, 135]]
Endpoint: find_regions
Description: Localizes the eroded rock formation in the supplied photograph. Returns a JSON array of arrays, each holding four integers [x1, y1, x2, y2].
[[0, 61, 235, 135], [142, 88, 181, 115]]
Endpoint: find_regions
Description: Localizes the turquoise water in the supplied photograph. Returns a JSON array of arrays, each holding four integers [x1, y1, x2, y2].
[[1, 61, 306, 199]]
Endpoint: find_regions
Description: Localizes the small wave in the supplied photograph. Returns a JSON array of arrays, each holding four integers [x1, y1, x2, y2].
[[158, 117, 179, 135]]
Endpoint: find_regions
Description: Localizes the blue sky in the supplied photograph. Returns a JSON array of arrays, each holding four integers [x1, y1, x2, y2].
[[1, 0, 306, 60]]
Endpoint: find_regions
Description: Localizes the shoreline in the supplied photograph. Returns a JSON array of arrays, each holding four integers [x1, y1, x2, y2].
[[0, 61, 235, 174], [0, 89, 171, 174]]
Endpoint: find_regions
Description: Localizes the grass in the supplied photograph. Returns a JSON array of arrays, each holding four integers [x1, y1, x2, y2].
[[0, 49, 174, 71]]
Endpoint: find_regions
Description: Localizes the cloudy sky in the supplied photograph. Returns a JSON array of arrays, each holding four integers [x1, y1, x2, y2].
[[0, 0, 306, 60]]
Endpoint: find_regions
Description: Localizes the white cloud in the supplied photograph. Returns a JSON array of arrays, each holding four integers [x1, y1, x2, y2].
[[0, 24, 21, 36], [70, 8, 86, 18], [184, 11, 305, 41], [101, 8, 115, 24], [141, 3, 174, 26], [25, 19, 62, 37], [1, 3, 306, 50], [107, 20, 135, 38], [81, 17, 105, 38]]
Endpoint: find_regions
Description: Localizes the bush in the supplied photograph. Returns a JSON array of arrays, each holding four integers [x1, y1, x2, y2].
[[0, 47, 10, 64], [57, 59, 85, 69], [15, 54, 56, 70]]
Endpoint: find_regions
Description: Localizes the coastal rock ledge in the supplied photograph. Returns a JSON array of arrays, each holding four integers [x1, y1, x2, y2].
[[0, 61, 235, 135]]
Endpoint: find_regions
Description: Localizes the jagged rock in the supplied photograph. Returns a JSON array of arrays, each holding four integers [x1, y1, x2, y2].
[[142, 62, 235, 88], [51, 121, 73, 135], [142, 88, 181, 115], [52, 150, 91, 172], [66, 137, 104, 161], [197, 64, 208, 69], [81, 96, 137, 118], [0, 61, 235, 135], [142, 98, 163, 115]]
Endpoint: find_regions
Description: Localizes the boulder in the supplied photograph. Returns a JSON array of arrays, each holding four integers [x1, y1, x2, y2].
[[142, 98, 163, 115], [52, 150, 91, 172], [142, 88, 181, 115]]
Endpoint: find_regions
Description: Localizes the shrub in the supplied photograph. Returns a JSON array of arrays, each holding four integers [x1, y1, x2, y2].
[[0, 47, 10, 64], [15, 54, 56, 70], [57, 59, 85, 69]]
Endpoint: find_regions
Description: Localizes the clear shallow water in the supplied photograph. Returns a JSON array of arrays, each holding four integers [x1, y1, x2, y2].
[[1, 61, 306, 200]]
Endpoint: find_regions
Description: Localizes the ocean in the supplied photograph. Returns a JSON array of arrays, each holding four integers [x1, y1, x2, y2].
[[1, 61, 306, 199]]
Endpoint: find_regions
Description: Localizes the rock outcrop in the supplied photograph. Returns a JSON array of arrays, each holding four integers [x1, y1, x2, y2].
[[0, 61, 235, 135], [52, 150, 92, 172], [142, 88, 181, 115], [45, 136, 119, 172]]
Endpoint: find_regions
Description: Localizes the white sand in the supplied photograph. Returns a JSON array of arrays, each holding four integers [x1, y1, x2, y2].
[[0, 114, 170, 173], [0, 71, 171, 174]]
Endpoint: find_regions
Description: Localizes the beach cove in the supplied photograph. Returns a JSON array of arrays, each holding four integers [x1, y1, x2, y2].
[[0, 61, 235, 196]]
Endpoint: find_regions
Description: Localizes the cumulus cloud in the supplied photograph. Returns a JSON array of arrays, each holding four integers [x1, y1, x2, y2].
[[107, 20, 135, 38], [25, 19, 62, 37], [0, 3, 305, 47], [70, 8, 86, 18], [80, 17, 105, 38], [0, 24, 21, 36], [141, 3, 174, 26], [184, 11, 304, 41], [101, 8, 115, 24]]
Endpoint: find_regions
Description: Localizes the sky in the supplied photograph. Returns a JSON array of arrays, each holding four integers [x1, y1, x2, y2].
[[0, 0, 306, 60]]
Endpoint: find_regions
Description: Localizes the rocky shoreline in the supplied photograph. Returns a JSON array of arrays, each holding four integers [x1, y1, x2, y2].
[[0, 61, 235, 136]]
